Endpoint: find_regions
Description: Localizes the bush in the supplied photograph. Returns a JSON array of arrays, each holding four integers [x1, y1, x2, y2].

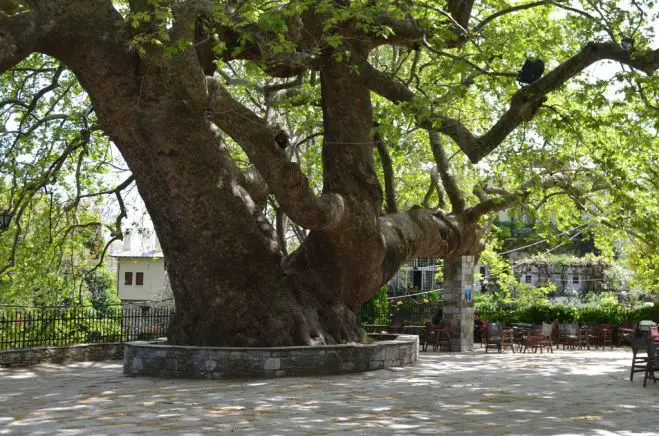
[[357, 286, 391, 325], [85, 269, 120, 315], [625, 304, 659, 323], [475, 298, 656, 326]]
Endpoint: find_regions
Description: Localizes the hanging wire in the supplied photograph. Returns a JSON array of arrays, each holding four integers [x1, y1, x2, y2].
[[386, 288, 443, 300], [479, 224, 592, 282], [387, 224, 593, 301], [214, 106, 379, 145], [498, 224, 587, 255]]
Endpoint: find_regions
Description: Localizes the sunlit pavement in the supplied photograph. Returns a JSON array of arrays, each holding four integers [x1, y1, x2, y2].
[[0, 348, 656, 435]]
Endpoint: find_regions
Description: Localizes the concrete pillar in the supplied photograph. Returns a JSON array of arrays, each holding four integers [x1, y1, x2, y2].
[[442, 256, 475, 351]]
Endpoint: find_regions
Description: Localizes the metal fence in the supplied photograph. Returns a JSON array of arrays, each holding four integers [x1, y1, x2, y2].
[[357, 301, 500, 330], [357, 301, 444, 327], [0, 306, 174, 350]]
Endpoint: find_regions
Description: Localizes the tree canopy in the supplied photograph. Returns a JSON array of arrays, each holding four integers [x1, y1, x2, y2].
[[0, 0, 657, 345]]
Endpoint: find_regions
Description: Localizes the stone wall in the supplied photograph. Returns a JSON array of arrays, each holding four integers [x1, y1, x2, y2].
[[0, 343, 124, 367], [124, 335, 419, 379]]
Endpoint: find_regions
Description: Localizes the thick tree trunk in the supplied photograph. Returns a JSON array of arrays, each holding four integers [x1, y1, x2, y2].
[[100, 96, 365, 346], [109, 105, 366, 347], [77, 52, 481, 348], [0, 0, 487, 347]]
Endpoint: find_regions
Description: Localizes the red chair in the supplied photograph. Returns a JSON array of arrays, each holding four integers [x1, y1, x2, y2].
[[649, 326, 659, 343]]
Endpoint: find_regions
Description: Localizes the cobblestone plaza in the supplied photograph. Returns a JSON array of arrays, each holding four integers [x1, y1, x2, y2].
[[0, 349, 657, 435]]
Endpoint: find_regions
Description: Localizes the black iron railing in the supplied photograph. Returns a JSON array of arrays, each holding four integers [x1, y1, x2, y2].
[[357, 301, 444, 327], [0, 306, 174, 350]]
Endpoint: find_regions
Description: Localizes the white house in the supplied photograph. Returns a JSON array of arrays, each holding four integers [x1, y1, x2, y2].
[[111, 233, 170, 304]]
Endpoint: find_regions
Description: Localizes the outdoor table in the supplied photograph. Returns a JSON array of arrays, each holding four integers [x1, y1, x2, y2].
[[578, 327, 595, 349], [511, 326, 532, 352], [431, 325, 453, 351], [500, 328, 516, 353], [511, 323, 534, 329], [401, 325, 427, 336], [618, 327, 634, 346]]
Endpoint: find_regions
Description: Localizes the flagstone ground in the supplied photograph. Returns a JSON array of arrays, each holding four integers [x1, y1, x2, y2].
[[0, 348, 656, 435]]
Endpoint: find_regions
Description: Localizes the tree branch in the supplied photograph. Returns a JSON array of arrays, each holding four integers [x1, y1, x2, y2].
[[464, 189, 520, 222], [364, 42, 659, 163], [206, 77, 344, 230], [474, 1, 554, 32], [379, 207, 484, 280], [274, 203, 289, 257], [374, 132, 397, 213], [463, 173, 602, 222], [421, 168, 446, 209], [369, 13, 425, 48], [0, 10, 40, 74], [189, 1, 315, 77], [446, 0, 475, 30], [422, 36, 517, 78], [428, 130, 465, 213], [77, 175, 135, 202]]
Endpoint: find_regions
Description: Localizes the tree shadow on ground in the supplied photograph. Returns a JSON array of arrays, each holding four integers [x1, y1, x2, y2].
[[0, 349, 656, 435]]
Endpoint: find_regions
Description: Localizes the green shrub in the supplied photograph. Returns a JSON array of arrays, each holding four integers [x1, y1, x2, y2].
[[357, 286, 391, 325], [625, 304, 659, 323], [474, 299, 656, 326]]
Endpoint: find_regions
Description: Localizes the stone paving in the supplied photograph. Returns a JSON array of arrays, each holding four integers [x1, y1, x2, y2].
[[0, 348, 657, 435]]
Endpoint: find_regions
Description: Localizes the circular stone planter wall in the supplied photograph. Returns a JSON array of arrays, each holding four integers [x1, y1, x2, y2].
[[123, 334, 418, 379]]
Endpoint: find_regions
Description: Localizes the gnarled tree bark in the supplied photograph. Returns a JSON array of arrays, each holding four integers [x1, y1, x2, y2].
[[1, 0, 656, 346]]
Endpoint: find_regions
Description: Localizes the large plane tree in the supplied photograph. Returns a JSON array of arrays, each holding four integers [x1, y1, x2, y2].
[[1, 0, 657, 346]]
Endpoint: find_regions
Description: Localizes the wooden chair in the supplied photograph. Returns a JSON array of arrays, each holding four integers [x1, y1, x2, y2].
[[643, 336, 658, 387], [599, 324, 614, 350], [504, 328, 518, 353], [558, 323, 579, 350], [421, 321, 453, 352], [617, 322, 635, 346], [485, 322, 503, 353], [474, 319, 486, 349], [421, 321, 436, 352], [550, 320, 560, 349], [523, 324, 553, 353], [630, 334, 649, 381], [577, 325, 597, 350], [434, 322, 453, 352], [629, 324, 659, 381]]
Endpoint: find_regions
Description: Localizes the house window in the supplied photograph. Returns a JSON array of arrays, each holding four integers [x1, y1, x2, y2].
[[124, 272, 133, 286], [423, 271, 434, 291], [412, 270, 422, 289], [525, 275, 532, 284], [480, 266, 487, 276], [136, 272, 144, 286], [572, 275, 579, 285]]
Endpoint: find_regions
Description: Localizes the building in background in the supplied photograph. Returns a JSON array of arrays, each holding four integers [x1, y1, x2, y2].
[[387, 257, 442, 296], [511, 256, 610, 296], [385, 209, 613, 300], [111, 231, 171, 305]]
